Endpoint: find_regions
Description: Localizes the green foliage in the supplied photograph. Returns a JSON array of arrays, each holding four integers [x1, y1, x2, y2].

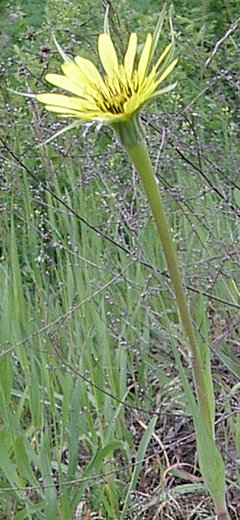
[[0, 0, 239, 518], [174, 349, 227, 515]]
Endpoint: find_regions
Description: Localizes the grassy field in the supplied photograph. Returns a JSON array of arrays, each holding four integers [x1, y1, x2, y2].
[[0, 0, 239, 518]]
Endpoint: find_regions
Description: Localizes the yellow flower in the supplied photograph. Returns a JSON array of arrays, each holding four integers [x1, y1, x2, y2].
[[36, 32, 177, 123]]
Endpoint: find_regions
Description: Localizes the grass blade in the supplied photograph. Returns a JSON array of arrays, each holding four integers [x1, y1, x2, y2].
[[120, 414, 158, 519]]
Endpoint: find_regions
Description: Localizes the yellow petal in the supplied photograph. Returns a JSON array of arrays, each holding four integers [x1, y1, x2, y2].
[[137, 33, 152, 81], [74, 56, 108, 94], [45, 74, 85, 97], [124, 95, 142, 115], [43, 106, 85, 116], [43, 104, 129, 122], [124, 33, 137, 78], [156, 58, 178, 86], [42, 105, 103, 120], [36, 93, 97, 112], [140, 67, 157, 91], [98, 33, 119, 77], [100, 112, 125, 121], [61, 62, 94, 91], [117, 64, 129, 89]]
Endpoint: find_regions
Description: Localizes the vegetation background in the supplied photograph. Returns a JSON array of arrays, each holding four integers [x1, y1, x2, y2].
[[0, 0, 239, 518]]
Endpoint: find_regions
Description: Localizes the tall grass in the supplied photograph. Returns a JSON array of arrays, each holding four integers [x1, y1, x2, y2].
[[0, 0, 239, 518]]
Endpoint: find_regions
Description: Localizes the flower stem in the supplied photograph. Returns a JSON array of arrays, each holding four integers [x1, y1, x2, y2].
[[125, 141, 213, 435]]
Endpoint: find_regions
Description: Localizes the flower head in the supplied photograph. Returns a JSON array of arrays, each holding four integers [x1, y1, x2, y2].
[[36, 32, 177, 124]]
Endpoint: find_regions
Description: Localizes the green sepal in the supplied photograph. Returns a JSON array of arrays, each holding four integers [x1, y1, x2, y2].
[[111, 111, 145, 147]]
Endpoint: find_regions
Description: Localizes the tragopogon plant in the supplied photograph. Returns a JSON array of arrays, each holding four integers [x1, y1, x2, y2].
[[35, 6, 230, 519]]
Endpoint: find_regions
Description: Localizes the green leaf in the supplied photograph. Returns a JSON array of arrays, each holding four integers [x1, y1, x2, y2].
[[174, 348, 227, 514], [40, 434, 58, 519], [120, 414, 158, 519], [217, 349, 240, 379], [71, 441, 127, 512], [151, 82, 177, 98], [233, 188, 240, 208], [235, 413, 240, 457], [37, 120, 81, 147], [52, 33, 72, 63], [103, 3, 110, 35], [14, 436, 40, 490], [194, 294, 215, 429], [0, 444, 22, 495], [68, 379, 82, 478], [149, 3, 167, 64], [14, 502, 45, 520]]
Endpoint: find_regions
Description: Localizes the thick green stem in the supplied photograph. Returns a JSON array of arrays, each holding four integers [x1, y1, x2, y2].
[[217, 511, 230, 520], [125, 141, 213, 435]]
